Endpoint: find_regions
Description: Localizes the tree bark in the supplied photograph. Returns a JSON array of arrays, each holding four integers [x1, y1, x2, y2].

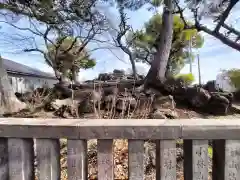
[[129, 55, 138, 80], [0, 56, 26, 114], [72, 66, 80, 84], [60, 68, 70, 84], [165, 62, 172, 78], [116, 31, 138, 80], [144, 0, 174, 87]]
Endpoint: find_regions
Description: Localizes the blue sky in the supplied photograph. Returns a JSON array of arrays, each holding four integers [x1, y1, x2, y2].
[[0, 4, 240, 84]]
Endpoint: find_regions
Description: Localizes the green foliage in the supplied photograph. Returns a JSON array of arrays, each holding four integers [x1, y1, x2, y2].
[[0, 0, 108, 38], [46, 36, 96, 73], [127, 14, 204, 75], [175, 73, 195, 85], [79, 56, 96, 69], [227, 69, 240, 90], [208, 147, 213, 159]]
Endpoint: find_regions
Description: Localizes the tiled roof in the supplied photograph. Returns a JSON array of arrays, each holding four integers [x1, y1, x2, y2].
[[3, 58, 57, 80]]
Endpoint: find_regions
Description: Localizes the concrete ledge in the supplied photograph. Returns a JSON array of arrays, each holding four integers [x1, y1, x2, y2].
[[0, 118, 239, 139]]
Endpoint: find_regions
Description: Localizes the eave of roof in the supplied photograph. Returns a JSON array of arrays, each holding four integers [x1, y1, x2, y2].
[[7, 70, 57, 80], [3, 58, 57, 80]]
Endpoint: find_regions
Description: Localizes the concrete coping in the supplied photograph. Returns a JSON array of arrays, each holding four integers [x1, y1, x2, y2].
[[0, 118, 239, 139]]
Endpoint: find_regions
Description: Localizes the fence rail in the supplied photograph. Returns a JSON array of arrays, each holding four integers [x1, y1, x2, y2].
[[0, 118, 240, 180]]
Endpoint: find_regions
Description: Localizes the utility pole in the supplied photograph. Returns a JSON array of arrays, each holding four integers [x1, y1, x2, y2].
[[197, 52, 201, 85], [189, 36, 193, 74]]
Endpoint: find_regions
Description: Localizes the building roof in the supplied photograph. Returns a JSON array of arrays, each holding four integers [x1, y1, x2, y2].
[[3, 58, 57, 80]]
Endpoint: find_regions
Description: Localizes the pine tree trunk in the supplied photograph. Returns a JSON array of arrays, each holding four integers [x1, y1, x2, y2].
[[72, 66, 80, 84], [129, 55, 138, 80], [61, 69, 70, 84], [0, 57, 26, 114], [54, 69, 62, 82], [144, 0, 173, 87]]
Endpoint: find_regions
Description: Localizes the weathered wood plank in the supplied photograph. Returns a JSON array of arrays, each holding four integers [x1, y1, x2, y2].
[[156, 140, 176, 180], [212, 140, 225, 180], [184, 140, 208, 180], [36, 139, 60, 180], [128, 140, 144, 180], [0, 138, 8, 180], [8, 138, 34, 180], [224, 140, 240, 180], [67, 140, 87, 180], [98, 140, 113, 180]]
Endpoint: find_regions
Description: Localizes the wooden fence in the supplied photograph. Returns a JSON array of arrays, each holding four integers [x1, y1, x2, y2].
[[0, 118, 239, 180]]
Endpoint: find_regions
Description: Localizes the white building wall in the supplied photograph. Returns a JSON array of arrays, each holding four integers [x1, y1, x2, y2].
[[8, 74, 58, 93], [216, 72, 236, 93]]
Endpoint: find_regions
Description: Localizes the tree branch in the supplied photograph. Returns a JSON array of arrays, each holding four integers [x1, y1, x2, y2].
[[23, 48, 53, 66], [222, 23, 240, 38], [175, 1, 240, 52], [214, 0, 239, 32], [196, 23, 240, 51], [115, 3, 137, 79]]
